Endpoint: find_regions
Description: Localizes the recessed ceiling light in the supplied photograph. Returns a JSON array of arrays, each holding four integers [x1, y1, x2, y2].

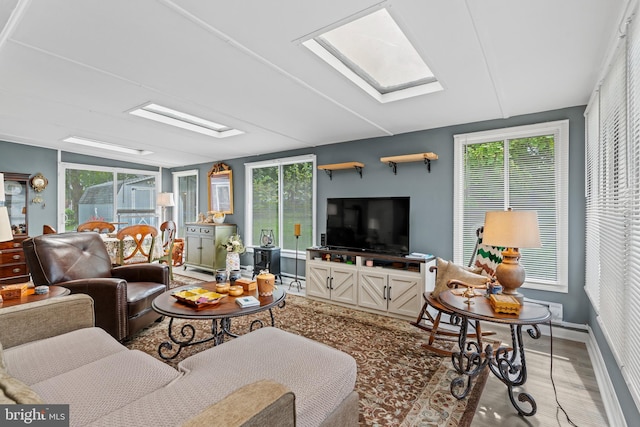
[[64, 136, 153, 155], [303, 8, 442, 103], [129, 103, 244, 138]]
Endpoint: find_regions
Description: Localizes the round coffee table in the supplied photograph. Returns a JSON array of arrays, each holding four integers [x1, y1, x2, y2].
[[152, 282, 286, 359]]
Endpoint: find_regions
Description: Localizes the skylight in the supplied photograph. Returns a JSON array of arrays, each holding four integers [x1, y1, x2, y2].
[[64, 136, 153, 155], [129, 103, 244, 138], [303, 8, 442, 103]]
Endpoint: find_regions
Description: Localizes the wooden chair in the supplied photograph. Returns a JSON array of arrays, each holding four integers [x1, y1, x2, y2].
[[411, 227, 502, 356], [154, 220, 176, 280], [77, 221, 115, 233], [116, 224, 157, 265], [42, 225, 57, 234]]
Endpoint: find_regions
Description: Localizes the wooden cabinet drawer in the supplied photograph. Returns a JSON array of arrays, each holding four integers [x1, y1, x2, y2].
[[186, 226, 199, 234], [0, 240, 23, 250], [0, 263, 28, 278], [0, 250, 25, 264]]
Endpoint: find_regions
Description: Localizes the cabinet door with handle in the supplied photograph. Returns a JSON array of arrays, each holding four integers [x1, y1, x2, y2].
[[330, 266, 357, 305], [357, 270, 387, 311], [306, 263, 331, 300], [387, 274, 422, 317]]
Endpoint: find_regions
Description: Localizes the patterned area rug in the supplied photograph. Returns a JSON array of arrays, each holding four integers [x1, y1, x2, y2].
[[126, 274, 488, 426]]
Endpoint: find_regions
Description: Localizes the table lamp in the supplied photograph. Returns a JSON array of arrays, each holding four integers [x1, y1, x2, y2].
[[482, 209, 541, 301], [0, 173, 14, 242], [157, 192, 175, 223]]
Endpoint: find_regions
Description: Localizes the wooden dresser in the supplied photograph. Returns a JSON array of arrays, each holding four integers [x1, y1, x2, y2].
[[1, 172, 30, 285], [0, 236, 29, 285]]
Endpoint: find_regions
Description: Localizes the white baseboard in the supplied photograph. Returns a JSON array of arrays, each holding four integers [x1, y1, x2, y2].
[[586, 326, 627, 427]]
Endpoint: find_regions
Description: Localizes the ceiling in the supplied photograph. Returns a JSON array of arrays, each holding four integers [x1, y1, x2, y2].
[[0, 0, 628, 168]]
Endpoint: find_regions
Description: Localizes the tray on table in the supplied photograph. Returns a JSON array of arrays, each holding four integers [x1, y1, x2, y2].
[[171, 287, 226, 309]]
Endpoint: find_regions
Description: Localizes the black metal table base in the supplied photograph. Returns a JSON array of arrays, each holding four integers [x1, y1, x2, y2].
[[450, 315, 542, 417], [158, 307, 279, 360]]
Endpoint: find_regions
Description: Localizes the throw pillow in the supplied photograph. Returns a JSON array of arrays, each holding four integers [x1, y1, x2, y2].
[[432, 257, 489, 297], [0, 371, 44, 404]]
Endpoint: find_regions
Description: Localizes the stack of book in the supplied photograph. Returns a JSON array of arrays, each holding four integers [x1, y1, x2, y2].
[[236, 296, 260, 308]]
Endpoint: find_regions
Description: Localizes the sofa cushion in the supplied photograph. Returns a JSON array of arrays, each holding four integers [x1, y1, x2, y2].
[[31, 349, 181, 427], [85, 327, 356, 427], [126, 281, 166, 315], [4, 327, 127, 386]]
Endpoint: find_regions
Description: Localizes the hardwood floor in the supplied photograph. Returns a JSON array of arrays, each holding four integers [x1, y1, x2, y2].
[[177, 269, 609, 426], [472, 323, 609, 427]]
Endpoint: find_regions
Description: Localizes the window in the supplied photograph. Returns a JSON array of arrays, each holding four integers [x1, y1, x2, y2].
[[585, 10, 640, 407], [453, 121, 569, 292], [245, 155, 316, 256], [303, 8, 442, 103], [60, 163, 160, 231], [172, 170, 199, 238]]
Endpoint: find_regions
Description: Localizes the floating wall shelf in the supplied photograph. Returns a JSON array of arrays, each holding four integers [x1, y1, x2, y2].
[[379, 152, 438, 174], [317, 162, 364, 180]]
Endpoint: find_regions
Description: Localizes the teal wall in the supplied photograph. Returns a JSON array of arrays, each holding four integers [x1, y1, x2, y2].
[[0, 107, 587, 322], [180, 105, 586, 321], [0, 143, 161, 234]]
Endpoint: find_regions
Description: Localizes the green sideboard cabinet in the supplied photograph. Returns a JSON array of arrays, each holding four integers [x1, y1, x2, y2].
[[184, 223, 237, 273]]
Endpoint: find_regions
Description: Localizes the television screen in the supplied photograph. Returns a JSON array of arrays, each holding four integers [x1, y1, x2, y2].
[[326, 197, 410, 255]]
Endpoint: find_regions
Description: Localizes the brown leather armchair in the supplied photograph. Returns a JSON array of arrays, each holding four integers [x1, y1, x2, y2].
[[23, 231, 169, 341]]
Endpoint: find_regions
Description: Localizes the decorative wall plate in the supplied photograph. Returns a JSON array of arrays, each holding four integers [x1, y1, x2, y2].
[[30, 173, 48, 192]]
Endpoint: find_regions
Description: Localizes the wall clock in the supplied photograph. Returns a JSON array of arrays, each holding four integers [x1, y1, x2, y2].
[[30, 173, 48, 192]]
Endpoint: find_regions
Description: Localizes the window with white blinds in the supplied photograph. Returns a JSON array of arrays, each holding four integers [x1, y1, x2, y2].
[[585, 9, 640, 407], [453, 121, 569, 293]]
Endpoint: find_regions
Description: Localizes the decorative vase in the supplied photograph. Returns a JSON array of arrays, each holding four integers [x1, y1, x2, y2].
[[215, 269, 228, 284], [257, 270, 275, 296], [226, 252, 240, 273], [212, 213, 225, 224], [229, 269, 242, 285]]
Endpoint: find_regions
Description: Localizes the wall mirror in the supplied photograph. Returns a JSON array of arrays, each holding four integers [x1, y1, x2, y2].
[[208, 163, 233, 214]]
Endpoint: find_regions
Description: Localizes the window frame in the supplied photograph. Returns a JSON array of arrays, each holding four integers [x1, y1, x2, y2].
[[453, 120, 569, 293], [58, 162, 161, 232], [172, 169, 199, 238], [244, 154, 317, 259]]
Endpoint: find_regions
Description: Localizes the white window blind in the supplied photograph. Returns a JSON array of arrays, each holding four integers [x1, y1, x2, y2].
[[598, 38, 629, 368], [628, 8, 640, 401], [453, 121, 569, 292], [585, 8, 640, 407]]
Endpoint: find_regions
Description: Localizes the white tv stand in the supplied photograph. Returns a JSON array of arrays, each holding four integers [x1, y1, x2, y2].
[[305, 248, 436, 320]]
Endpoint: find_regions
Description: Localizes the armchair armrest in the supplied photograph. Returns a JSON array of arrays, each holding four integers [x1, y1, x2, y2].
[[57, 278, 128, 341], [0, 294, 94, 349], [111, 263, 169, 289], [181, 380, 295, 427]]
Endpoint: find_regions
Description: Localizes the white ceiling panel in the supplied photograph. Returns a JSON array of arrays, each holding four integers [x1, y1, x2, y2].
[[0, 0, 629, 167]]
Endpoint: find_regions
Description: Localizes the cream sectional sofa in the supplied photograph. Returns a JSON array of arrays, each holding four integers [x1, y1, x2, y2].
[[0, 294, 358, 426]]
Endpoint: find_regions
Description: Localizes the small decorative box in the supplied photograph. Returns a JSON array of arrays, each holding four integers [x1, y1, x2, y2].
[[489, 294, 521, 315], [0, 283, 29, 300], [235, 278, 257, 292]]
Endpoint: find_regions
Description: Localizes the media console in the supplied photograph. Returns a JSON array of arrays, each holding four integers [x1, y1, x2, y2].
[[305, 248, 436, 320]]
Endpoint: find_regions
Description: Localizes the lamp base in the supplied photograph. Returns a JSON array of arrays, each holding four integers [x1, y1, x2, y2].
[[495, 247, 525, 300]]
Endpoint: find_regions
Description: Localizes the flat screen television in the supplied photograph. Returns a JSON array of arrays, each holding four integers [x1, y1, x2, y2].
[[326, 197, 410, 255]]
